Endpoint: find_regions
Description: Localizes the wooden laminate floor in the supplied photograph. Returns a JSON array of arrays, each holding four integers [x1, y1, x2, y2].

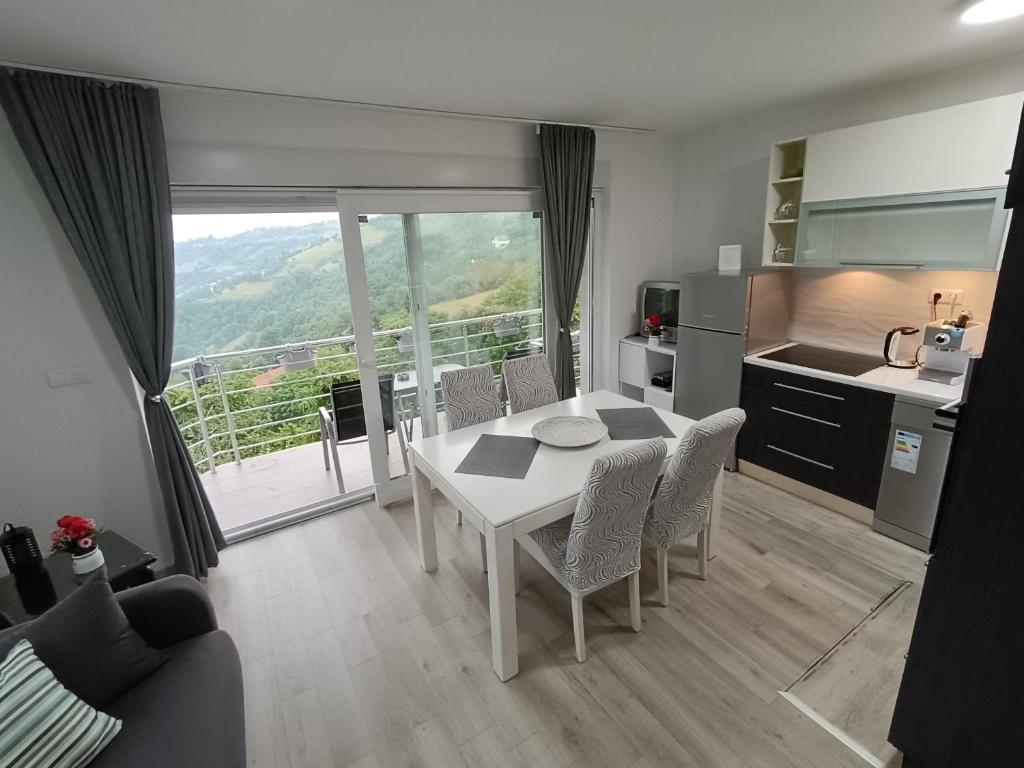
[[204, 472, 927, 768]]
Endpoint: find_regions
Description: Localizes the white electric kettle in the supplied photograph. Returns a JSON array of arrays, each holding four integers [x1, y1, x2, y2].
[[883, 326, 921, 369]]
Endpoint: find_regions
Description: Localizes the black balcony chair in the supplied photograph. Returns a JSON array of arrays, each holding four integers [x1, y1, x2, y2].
[[318, 376, 409, 494]]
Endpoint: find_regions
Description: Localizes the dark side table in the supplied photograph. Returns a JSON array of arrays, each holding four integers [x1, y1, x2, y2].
[[0, 530, 156, 627]]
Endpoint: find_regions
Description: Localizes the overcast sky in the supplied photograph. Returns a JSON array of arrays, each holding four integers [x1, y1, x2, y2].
[[171, 212, 340, 243]]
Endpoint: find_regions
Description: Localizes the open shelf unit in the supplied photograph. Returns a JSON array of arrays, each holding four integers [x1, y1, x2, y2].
[[618, 336, 676, 412], [762, 138, 806, 266]]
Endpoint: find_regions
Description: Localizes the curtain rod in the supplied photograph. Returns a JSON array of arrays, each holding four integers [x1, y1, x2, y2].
[[0, 59, 658, 134]]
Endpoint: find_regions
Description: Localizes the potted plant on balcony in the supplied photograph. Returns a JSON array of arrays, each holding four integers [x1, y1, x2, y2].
[[645, 312, 663, 346], [277, 343, 317, 371], [392, 329, 415, 354], [51, 516, 104, 576], [490, 314, 522, 338], [190, 358, 214, 385]]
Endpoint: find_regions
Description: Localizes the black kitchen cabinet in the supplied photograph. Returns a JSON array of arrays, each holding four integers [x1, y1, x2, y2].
[[738, 364, 893, 508]]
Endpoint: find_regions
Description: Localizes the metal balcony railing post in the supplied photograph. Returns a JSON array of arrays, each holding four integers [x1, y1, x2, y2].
[[188, 367, 217, 474], [215, 363, 242, 464], [461, 323, 470, 366]]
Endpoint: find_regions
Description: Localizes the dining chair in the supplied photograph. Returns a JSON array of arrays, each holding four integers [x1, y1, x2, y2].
[[441, 364, 503, 431], [502, 354, 559, 414], [440, 364, 503, 552], [644, 408, 746, 606], [318, 377, 408, 494], [517, 438, 667, 662]]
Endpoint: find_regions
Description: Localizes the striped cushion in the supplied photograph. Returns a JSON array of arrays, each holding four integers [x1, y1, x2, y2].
[[0, 639, 121, 768]]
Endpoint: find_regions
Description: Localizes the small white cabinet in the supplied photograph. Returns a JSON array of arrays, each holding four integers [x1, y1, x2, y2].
[[618, 337, 676, 412], [802, 93, 1022, 203]]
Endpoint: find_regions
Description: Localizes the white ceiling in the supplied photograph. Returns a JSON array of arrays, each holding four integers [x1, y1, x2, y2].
[[1, 0, 1022, 132]]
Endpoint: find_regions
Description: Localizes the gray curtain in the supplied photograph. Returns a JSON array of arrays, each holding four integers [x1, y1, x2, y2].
[[539, 124, 596, 399], [0, 68, 224, 577]]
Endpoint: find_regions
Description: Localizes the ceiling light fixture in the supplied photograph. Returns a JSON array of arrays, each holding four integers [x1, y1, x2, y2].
[[960, 0, 1024, 23]]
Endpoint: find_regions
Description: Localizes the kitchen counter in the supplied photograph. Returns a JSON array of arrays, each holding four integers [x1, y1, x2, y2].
[[745, 343, 962, 406]]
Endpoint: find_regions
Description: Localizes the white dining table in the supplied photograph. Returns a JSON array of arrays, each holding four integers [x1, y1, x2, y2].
[[407, 389, 722, 681]]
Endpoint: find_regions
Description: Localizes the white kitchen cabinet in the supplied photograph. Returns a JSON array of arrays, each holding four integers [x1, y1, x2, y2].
[[618, 337, 675, 409], [802, 93, 1022, 203], [760, 92, 1022, 271], [796, 187, 1009, 270]]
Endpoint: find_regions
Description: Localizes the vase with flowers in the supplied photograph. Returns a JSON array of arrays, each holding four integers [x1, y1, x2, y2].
[[645, 312, 663, 346], [51, 516, 105, 576]]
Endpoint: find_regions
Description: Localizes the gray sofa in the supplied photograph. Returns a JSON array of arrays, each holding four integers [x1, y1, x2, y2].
[[92, 576, 245, 767], [0, 575, 245, 767]]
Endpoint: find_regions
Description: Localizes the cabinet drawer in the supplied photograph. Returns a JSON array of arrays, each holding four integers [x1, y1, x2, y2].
[[740, 363, 892, 509], [765, 405, 838, 464], [767, 402, 890, 460], [759, 443, 884, 508], [743, 364, 894, 422]]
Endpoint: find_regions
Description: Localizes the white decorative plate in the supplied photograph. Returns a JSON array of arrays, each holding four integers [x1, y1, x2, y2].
[[531, 416, 608, 448]]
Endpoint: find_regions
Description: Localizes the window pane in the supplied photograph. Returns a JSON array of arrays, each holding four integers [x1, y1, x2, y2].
[[168, 211, 370, 532], [417, 211, 544, 379]]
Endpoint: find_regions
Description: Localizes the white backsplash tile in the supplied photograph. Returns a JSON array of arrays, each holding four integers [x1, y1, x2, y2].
[[789, 308, 876, 355], [785, 269, 997, 355]]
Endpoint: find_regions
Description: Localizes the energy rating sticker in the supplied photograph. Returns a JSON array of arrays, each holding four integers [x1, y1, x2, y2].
[[891, 429, 922, 474]]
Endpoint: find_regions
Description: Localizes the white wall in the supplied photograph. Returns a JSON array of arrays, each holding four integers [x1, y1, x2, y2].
[[0, 112, 172, 574], [673, 51, 1024, 272], [158, 88, 679, 389]]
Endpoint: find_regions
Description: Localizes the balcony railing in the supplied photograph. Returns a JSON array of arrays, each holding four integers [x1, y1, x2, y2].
[[165, 309, 581, 473]]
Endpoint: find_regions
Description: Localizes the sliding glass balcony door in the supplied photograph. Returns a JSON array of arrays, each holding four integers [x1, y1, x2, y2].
[[338, 191, 550, 502], [169, 189, 594, 530], [168, 208, 375, 537]]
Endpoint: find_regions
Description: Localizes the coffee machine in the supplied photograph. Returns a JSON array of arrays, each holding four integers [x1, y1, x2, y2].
[[918, 320, 984, 386]]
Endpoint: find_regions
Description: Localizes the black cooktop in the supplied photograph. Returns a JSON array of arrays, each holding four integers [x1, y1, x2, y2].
[[758, 344, 884, 377]]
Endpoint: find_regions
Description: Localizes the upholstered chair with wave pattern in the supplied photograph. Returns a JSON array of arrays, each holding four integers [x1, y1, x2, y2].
[[518, 438, 667, 662], [644, 408, 746, 605], [441, 364, 503, 431], [441, 364, 503, 545], [502, 354, 559, 414]]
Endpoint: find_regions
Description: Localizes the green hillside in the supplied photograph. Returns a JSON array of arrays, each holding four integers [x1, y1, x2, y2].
[[171, 212, 542, 362]]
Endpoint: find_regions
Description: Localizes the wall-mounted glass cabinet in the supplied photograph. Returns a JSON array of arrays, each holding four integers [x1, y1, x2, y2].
[[796, 187, 1008, 270]]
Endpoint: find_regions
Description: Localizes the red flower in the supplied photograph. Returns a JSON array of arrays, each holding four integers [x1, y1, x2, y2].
[[52, 515, 98, 548]]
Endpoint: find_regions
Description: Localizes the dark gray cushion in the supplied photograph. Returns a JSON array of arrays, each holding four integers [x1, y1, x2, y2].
[[87, 630, 245, 768], [114, 575, 218, 649], [0, 573, 166, 708]]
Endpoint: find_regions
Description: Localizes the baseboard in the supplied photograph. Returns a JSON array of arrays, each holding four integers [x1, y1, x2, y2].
[[738, 460, 875, 526]]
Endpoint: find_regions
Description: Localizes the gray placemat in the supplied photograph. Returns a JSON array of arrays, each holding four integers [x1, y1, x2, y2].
[[596, 407, 675, 440], [455, 434, 541, 479]]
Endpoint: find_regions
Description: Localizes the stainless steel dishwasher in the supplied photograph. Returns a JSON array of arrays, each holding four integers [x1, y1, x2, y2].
[[872, 396, 957, 551]]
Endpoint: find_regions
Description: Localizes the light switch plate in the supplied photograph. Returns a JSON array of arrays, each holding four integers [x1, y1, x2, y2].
[[46, 366, 92, 388]]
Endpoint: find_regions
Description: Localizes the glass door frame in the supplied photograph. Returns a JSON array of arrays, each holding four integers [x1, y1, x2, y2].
[[168, 191, 377, 543], [337, 189, 548, 505], [170, 185, 598, 523]]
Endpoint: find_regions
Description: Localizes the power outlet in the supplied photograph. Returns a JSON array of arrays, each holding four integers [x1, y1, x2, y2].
[[927, 288, 966, 315]]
